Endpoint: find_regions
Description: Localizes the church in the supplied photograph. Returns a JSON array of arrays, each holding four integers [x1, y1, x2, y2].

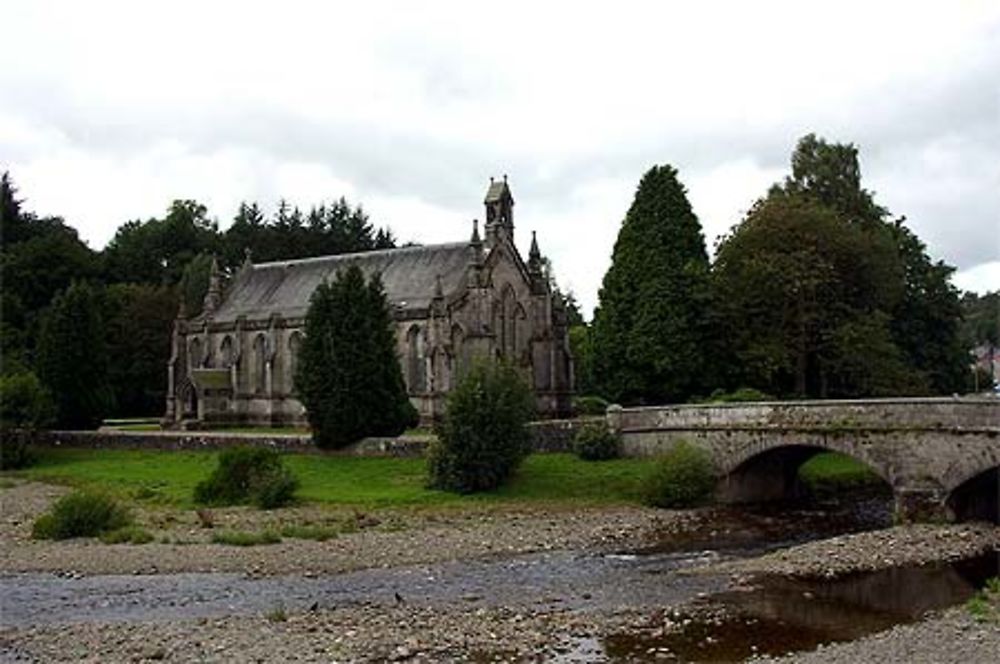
[[164, 178, 575, 428]]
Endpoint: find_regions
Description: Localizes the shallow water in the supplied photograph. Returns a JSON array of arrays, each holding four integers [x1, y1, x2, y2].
[[0, 499, 888, 629], [4, 496, 991, 663], [600, 552, 999, 662]]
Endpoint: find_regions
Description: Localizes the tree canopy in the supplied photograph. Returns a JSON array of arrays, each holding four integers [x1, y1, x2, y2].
[[294, 265, 416, 448], [711, 134, 967, 398], [36, 281, 114, 428], [591, 165, 711, 404], [2, 170, 401, 419]]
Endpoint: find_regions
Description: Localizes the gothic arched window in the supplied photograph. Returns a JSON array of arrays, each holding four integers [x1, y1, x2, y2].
[[189, 338, 203, 369], [252, 334, 267, 395], [219, 336, 234, 368], [406, 325, 426, 394], [288, 332, 303, 393]]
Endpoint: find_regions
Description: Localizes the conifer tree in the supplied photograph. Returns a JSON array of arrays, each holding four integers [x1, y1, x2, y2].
[[591, 165, 711, 404], [294, 265, 416, 448], [36, 281, 114, 428]]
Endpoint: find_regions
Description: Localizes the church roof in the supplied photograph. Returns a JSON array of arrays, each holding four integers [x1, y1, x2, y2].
[[209, 242, 471, 323]]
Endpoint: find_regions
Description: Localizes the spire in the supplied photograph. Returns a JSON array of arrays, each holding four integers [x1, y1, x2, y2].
[[202, 255, 223, 315], [529, 230, 540, 261], [467, 220, 484, 288], [470, 218, 482, 246]]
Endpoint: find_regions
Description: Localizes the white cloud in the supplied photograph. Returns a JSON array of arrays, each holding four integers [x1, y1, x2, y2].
[[2, 0, 999, 311]]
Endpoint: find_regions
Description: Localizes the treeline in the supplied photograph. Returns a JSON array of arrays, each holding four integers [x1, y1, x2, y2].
[[573, 134, 988, 404], [0, 174, 395, 426]]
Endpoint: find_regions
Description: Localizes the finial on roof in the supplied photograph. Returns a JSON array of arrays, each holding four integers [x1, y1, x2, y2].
[[202, 255, 223, 315], [434, 273, 444, 299], [529, 230, 540, 260], [503, 173, 508, 183], [470, 218, 481, 245], [176, 296, 188, 320], [242, 247, 252, 267], [490, 175, 494, 183]]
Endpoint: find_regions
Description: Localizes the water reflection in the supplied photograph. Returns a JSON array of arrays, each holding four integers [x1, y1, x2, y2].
[[602, 552, 999, 662]]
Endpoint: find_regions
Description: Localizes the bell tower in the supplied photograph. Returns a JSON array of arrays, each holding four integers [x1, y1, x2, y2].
[[484, 175, 514, 244]]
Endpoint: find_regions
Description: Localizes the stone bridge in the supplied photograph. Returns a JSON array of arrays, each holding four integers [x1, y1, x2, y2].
[[606, 398, 1000, 523]]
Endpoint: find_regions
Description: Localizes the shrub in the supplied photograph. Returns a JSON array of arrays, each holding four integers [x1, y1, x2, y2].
[[572, 421, 620, 461], [99, 525, 154, 545], [573, 395, 609, 416], [705, 387, 773, 403], [0, 371, 55, 469], [280, 524, 339, 541], [967, 577, 1000, 624], [641, 441, 717, 508], [211, 529, 282, 546], [427, 361, 535, 493], [193, 447, 299, 509], [32, 490, 132, 540]]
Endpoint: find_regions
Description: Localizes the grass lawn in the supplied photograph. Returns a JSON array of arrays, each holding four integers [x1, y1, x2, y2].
[[798, 451, 887, 494], [6, 448, 881, 510], [10, 448, 654, 509]]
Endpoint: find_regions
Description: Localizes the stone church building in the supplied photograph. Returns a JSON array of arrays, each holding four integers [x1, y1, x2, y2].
[[164, 178, 574, 428]]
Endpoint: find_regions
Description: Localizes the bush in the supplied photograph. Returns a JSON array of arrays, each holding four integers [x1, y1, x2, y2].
[[211, 529, 282, 546], [193, 447, 299, 509], [705, 387, 773, 403], [641, 441, 717, 508], [32, 490, 132, 540], [573, 395, 609, 416], [427, 361, 535, 493], [0, 371, 55, 469], [572, 421, 620, 461], [99, 525, 154, 545]]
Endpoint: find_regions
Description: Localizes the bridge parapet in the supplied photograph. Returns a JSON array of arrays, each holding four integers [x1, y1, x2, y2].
[[611, 397, 999, 433], [607, 397, 999, 524]]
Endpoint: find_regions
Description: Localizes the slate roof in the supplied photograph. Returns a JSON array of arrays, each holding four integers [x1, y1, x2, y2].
[[209, 242, 471, 323]]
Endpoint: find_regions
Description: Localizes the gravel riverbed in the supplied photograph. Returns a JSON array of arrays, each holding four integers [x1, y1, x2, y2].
[[2, 480, 998, 662]]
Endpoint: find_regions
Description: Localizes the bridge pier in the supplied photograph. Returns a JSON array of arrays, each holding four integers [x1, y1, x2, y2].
[[894, 487, 950, 524]]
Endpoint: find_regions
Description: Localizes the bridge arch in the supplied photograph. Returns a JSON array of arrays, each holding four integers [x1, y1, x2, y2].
[[945, 465, 999, 523], [716, 439, 893, 505]]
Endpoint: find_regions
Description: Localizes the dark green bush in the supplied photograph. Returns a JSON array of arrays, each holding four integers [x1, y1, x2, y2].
[[573, 395, 610, 416], [1, 371, 55, 469], [32, 490, 132, 540], [194, 447, 299, 509], [704, 387, 774, 403], [572, 421, 620, 461], [211, 529, 282, 546], [99, 525, 154, 545], [428, 361, 535, 493], [641, 441, 717, 508]]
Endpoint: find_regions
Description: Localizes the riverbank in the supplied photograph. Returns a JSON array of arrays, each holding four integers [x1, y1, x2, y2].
[[2, 480, 997, 662]]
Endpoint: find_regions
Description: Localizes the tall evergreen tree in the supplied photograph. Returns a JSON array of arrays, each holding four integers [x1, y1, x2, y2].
[[591, 165, 711, 404], [102, 283, 177, 416], [294, 265, 416, 448], [37, 281, 114, 428]]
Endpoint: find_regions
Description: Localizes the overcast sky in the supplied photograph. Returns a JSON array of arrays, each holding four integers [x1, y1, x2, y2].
[[3, 1, 998, 316]]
